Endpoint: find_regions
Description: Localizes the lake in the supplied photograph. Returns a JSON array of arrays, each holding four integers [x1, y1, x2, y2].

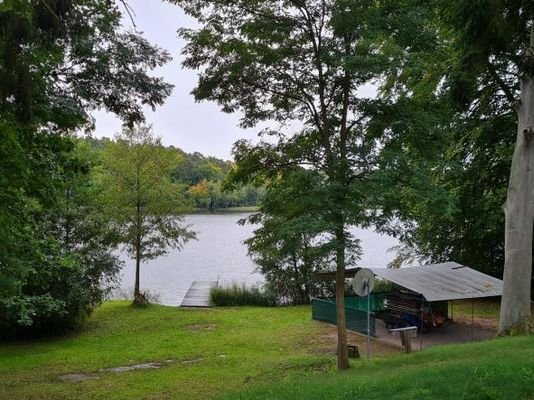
[[116, 212, 399, 305]]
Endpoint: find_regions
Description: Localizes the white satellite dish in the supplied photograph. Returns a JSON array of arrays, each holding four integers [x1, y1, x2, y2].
[[352, 268, 375, 296], [352, 268, 375, 362]]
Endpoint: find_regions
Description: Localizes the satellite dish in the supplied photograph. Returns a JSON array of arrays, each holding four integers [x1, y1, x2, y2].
[[352, 268, 375, 296]]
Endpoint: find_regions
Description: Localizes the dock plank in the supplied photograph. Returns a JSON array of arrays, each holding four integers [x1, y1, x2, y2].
[[181, 281, 217, 307]]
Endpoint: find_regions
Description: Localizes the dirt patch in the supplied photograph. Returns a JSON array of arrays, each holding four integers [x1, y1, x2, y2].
[[59, 360, 174, 383], [454, 316, 498, 331], [184, 323, 217, 332], [99, 362, 167, 373], [181, 358, 204, 365], [58, 373, 94, 382], [306, 322, 398, 358]]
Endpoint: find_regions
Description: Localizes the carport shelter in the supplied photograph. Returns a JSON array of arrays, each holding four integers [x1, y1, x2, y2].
[[312, 262, 503, 338]]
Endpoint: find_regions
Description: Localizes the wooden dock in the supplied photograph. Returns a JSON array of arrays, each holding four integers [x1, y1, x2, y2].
[[181, 281, 217, 307]]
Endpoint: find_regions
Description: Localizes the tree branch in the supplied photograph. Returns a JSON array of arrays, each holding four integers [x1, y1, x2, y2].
[[487, 64, 517, 106], [119, 0, 137, 31]]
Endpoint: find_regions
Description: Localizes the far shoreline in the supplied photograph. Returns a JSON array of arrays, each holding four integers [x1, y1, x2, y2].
[[191, 206, 259, 214]]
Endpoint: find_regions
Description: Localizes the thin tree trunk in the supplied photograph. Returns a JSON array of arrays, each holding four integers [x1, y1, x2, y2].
[[498, 44, 534, 334], [64, 187, 71, 249], [335, 227, 349, 369], [134, 233, 141, 300], [134, 185, 143, 304]]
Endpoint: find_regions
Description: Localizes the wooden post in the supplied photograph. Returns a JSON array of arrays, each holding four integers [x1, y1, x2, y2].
[[389, 326, 418, 354]]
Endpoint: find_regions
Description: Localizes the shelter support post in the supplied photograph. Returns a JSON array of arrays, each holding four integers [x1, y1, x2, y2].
[[367, 291, 371, 362], [471, 299, 475, 342], [420, 297, 424, 350]]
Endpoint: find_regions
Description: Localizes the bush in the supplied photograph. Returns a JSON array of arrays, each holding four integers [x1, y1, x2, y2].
[[210, 283, 277, 307], [372, 278, 402, 293], [0, 240, 121, 340]]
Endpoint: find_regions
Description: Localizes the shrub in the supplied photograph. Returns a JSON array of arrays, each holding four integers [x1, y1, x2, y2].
[[210, 283, 277, 307], [373, 278, 402, 293], [0, 247, 121, 339]]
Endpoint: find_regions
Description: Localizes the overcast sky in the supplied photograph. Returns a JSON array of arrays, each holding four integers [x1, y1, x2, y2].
[[94, 1, 376, 161], [93, 0, 261, 161]]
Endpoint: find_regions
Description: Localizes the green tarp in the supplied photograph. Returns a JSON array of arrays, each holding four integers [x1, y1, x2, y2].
[[311, 294, 385, 336]]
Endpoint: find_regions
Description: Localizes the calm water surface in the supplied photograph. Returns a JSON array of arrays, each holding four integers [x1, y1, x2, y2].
[[117, 212, 399, 305]]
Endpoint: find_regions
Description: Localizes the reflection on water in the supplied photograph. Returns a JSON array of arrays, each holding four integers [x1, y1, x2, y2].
[[116, 212, 399, 306]]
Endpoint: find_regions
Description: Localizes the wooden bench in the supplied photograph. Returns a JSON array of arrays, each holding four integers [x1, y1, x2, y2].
[[389, 326, 418, 353]]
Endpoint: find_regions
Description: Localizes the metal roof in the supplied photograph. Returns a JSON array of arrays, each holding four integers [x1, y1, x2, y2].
[[369, 262, 503, 302]]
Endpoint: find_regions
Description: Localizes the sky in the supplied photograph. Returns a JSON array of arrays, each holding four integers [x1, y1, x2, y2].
[[93, 0, 261, 161], [94, 1, 376, 161]]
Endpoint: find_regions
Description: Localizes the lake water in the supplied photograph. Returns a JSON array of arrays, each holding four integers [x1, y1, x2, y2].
[[116, 212, 399, 305]]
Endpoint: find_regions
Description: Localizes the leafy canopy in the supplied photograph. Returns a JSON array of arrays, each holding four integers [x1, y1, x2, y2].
[[100, 125, 196, 264], [0, 0, 174, 335]]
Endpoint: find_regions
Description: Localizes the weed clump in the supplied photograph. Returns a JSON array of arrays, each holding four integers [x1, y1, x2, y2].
[[210, 283, 277, 307]]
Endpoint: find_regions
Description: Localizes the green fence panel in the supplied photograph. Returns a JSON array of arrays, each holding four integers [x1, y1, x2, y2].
[[311, 298, 337, 325], [344, 294, 385, 312], [311, 297, 377, 336]]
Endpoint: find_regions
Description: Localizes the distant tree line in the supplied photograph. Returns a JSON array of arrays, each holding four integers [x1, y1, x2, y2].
[[87, 137, 264, 211], [170, 148, 264, 210]]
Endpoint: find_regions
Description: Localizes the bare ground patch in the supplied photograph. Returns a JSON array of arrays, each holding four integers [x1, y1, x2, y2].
[[183, 323, 217, 332], [58, 360, 180, 383], [453, 316, 498, 331], [303, 321, 399, 357]]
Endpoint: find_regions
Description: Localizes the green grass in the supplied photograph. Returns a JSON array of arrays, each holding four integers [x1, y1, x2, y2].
[[1, 300, 532, 400], [452, 298, 501, 319], [0, 302, 338, 399], [223, 335, 534, 399]]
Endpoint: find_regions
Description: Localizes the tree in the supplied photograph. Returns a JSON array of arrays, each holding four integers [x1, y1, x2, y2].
[[0, 0, 174, 335], [100, 126, 196, 305], [369, 0, 534, 333], [498, 23, 534, 335], [171, 150, 263, 210], [434, 1, 534, 334], [172, 152, 229, 185], [244, 169, 353, 304], [373, 100, 514, 276], [0, 138, 122, 338], [175, 0, 389, 369]]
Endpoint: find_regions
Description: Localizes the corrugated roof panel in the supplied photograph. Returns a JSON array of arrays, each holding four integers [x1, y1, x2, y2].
[[369, 262, 503, 302]]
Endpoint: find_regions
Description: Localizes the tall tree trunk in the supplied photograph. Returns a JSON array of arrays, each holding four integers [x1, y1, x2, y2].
[[335, 227, 349, 369], [134, 190, 143, 304], [498, 40, 534, 334], [134, 231, 142, 303]]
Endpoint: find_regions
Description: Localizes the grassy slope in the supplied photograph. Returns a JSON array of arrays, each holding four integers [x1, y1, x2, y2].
[[1, 300, 531, 400], [225, 299, 534, 400], [0, 302, 338, 400], [224, 335, 534, 399]]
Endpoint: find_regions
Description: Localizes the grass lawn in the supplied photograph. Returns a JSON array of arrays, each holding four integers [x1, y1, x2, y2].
[[1, 300, 532, 400], [222, 298, 534, 399], [452, 298, 501, 319], [0, 302, 392, 400], [225, 334, 534, 399], [450, 298, 534, 330]]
